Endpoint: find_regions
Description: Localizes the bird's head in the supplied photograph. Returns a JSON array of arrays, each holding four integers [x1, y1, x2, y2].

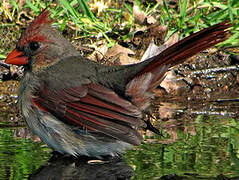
[[5, 10, 79, 72]]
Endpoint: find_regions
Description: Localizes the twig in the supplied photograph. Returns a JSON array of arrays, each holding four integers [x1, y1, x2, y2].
[[0, 61, 10, 70], [190, 65, 239, 75]]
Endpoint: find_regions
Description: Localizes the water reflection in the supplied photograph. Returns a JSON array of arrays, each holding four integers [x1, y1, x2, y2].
[[29, 156, 133, 180], [125, 101, 239, 179], [0, 128, 50, 180], [0, 101, 239, 179]]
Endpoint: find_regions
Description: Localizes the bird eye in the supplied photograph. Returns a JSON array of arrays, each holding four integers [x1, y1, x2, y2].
[[29, 41, 40, 51]]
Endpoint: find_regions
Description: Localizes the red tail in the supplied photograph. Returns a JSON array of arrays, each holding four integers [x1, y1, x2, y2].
[[140, 21, 231, 75], [127, 21, 231, 110]]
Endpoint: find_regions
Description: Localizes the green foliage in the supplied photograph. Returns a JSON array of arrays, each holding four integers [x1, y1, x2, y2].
[[0, 55, 6, 59], [160, 0, 238, 47], [125, 115, 239, 179], [1, 0, 237, 48], [0, 128, 50, 180]]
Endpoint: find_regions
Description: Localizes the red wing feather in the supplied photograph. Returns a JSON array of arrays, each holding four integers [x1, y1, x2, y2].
[[31, 82, 143, 145]]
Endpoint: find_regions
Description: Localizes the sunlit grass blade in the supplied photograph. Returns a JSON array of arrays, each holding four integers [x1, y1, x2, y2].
[[228, 0, 234, 21], [9, 0, 19, 14], [162, 0, 172, 22], [204, 9, 229, 24], [218, 31, 239, 47], [178, 0, 188, 28], [124, 3, 133, 15], [59, 0, 79, 18], [77, 0, 96, 21], [25, 0, 40, 13], [0, 55, 6, 59]]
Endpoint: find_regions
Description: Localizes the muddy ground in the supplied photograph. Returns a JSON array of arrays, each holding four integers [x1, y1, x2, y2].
[[0, 24, 239, 128]]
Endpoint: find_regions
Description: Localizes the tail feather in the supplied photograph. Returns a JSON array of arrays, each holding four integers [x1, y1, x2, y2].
[[127, 21, 231, 110], [139, 21, 231, 75]]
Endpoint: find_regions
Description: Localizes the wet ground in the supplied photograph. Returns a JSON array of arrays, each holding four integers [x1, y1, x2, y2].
[[1, 20, 239, 180], [1, 50, 239, 179], [0, 99, 239, 179]]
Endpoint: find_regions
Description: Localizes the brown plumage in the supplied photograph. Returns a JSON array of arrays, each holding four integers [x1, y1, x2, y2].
[[5, 10, 231, 157]]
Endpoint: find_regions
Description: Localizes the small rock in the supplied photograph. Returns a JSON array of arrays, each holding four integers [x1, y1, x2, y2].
[[204, 87, 212, 93]]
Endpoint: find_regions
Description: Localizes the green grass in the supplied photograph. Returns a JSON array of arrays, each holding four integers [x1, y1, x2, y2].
[[160, 0, 239, 41], [0, 0, 238, 55]]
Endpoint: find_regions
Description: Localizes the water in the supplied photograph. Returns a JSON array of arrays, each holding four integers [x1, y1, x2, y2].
[[0, 101, 239, 179], [0, 128, 50, 180]]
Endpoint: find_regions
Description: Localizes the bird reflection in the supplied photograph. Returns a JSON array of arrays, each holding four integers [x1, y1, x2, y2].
[[29, 154, 134, 180]]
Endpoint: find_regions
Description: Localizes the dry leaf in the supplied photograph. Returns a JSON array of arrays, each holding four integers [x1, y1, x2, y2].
[[119, 53, 139, 65], [149, 24, 168, 41], [105, 44, 135, 59], [160, 70, 189, 94], [141, 32, 178, 62], [157, 102, 180, 119], [165, 32, 179, 47], [146, 15, 157, 25], [141, 42, 168, 61], [105, 44, 138, 65], [133, 4, 146, 24]]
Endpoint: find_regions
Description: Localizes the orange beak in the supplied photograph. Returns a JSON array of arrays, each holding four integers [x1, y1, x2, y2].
[[5, 49, 28, 65]]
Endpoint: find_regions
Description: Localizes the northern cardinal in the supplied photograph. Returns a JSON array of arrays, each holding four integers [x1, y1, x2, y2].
[[5, 10, 231, 157]]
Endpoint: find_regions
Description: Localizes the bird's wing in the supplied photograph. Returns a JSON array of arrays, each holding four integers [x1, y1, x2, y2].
[[31, 81, 143, 145]]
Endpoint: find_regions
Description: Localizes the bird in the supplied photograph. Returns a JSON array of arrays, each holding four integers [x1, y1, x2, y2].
[[5, 10, 231, 158]]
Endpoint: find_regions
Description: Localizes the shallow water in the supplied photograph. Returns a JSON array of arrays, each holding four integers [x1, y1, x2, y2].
[[0, 128, 50, 180], [0, 100, 239, 179]]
